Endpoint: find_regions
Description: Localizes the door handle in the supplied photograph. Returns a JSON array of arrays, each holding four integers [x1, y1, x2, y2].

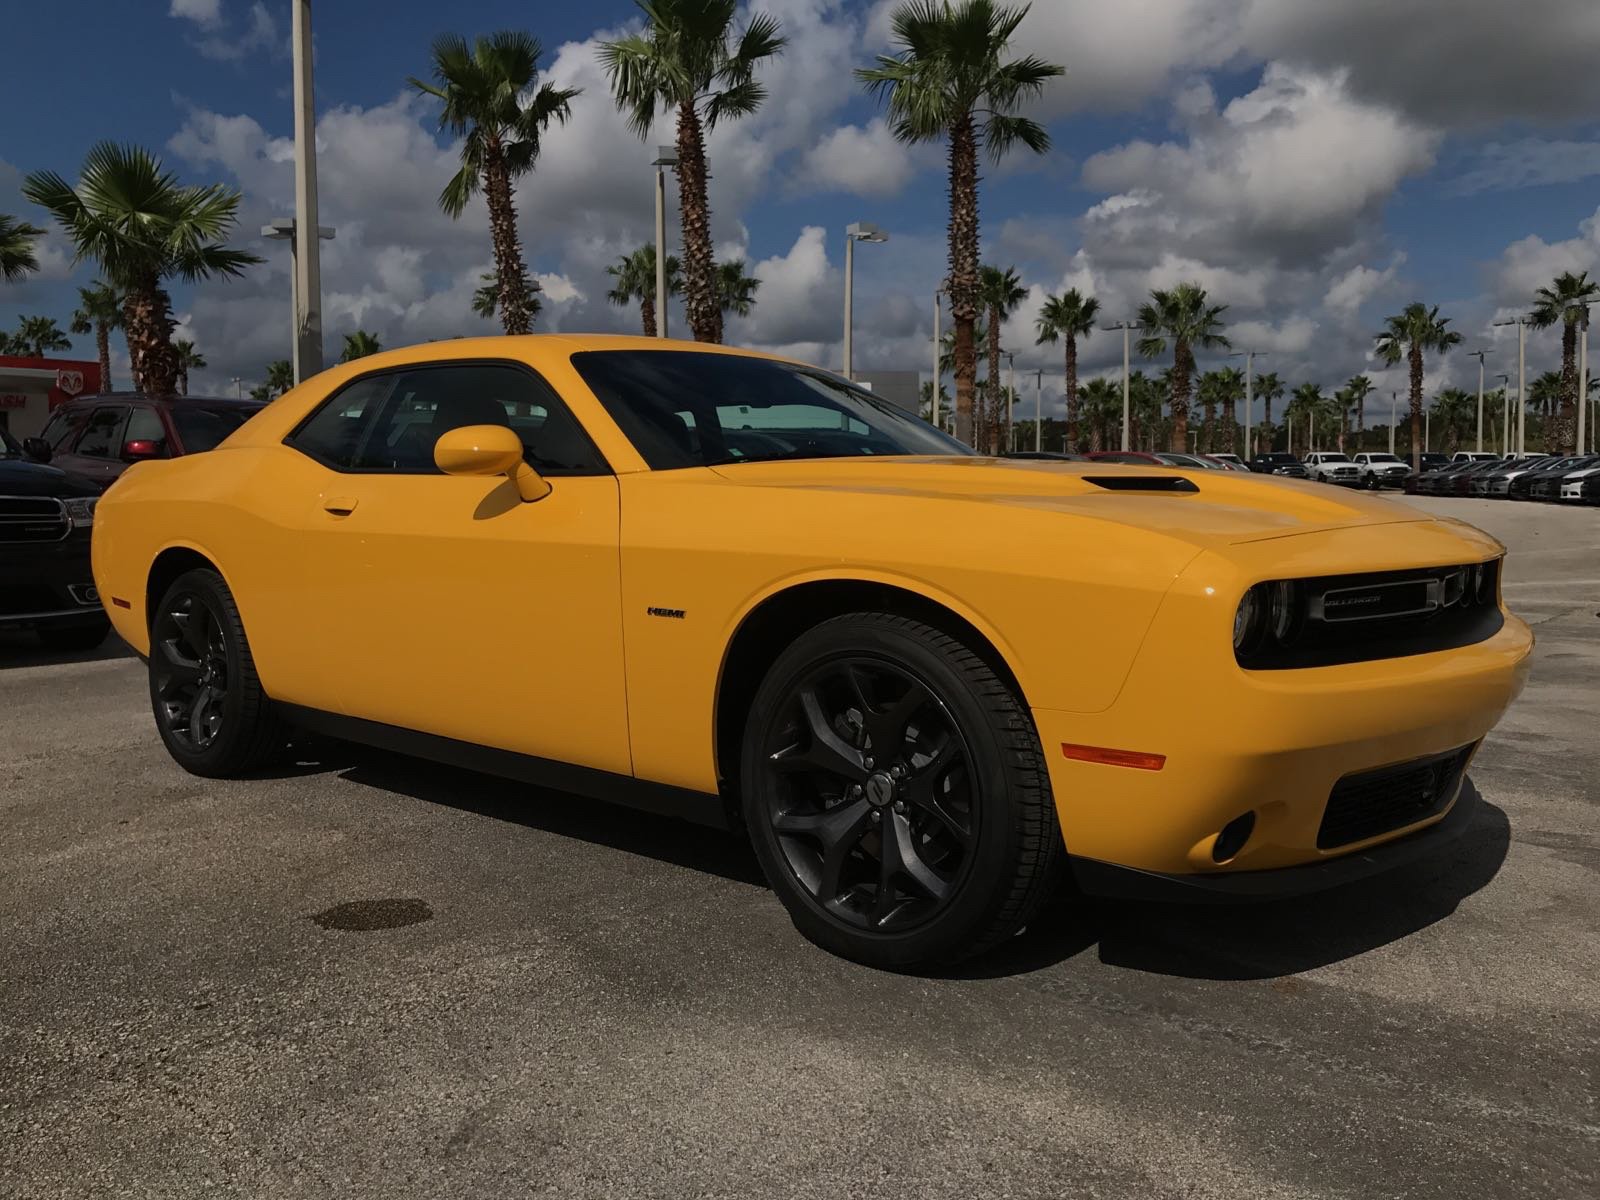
[[322, 496, 359, 516]]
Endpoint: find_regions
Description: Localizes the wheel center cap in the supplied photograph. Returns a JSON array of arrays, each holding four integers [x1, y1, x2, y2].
[[864, 771, 896, 808]]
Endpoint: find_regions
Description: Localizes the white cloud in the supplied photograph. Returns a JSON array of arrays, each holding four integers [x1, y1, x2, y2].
[[737, 226, 840, 349], [190, 1, 282, 64], [795, 118, 919, 198], [1491, 206, 1600, 305], [169, 0, 221, 28], [1323, 258, 1404, 320]]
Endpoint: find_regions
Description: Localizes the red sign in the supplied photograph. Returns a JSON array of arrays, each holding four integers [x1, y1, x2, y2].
[[1, 394, 28, 408]]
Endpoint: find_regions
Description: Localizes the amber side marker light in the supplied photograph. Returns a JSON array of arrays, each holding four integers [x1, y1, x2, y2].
[[111, 597, 131, 609], [1061, 743, 1167, 771]]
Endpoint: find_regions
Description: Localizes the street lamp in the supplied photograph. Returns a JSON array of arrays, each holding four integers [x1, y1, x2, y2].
[[289, 0, 324, 383], [1496, 374, 1510, 453], [1578, 303, 1590, 455], [1228, 349, 1267, 457], [651, 145, 678, 338], [842, 222, 887, 380], [1493, 315, 1529, 454], [1034, 368, 1043, 453], [262, 217, 335, 384], [1002, 350, 1016, 451], [1102, 320, 1139, 451], [1468, 347, 1492, 452], [231, 376, 242, 399], [931, 280, 948, 432]]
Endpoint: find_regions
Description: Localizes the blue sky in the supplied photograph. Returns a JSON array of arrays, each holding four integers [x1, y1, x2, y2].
[[4, 0, 1599, 414]]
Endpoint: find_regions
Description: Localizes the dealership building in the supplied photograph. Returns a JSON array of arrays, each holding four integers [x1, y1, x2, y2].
[[0, 355, 103, 439]]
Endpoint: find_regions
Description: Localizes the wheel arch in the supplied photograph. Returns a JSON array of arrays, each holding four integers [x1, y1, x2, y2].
[[712, 576, 1033, 811], [145, 543, 229, 631]]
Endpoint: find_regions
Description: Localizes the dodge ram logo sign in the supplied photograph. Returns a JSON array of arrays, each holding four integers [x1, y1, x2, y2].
[[55, 370, 85, 396]]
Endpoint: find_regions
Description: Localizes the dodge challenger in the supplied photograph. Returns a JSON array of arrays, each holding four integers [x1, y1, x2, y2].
[[92, 337, 1533, 968]]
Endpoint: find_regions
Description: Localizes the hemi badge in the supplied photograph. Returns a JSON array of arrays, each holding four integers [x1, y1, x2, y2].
[[111, 597, 132, 609]]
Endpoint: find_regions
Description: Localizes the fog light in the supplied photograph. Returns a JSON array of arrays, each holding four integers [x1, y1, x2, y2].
[[1212, 811, 1256, 863]]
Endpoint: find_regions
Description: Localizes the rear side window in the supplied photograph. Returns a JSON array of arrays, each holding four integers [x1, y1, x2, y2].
[[40, 406, 90, 451], [74, 406, 130, 458], [288, 363, 605, 476]]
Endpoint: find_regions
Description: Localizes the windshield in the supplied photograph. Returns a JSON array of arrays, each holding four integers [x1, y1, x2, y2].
[[173, 405, 258, 454], [1318, 453, 1351, 462], [1367, 454, 1401, 462], [572, 350, 970, 469]]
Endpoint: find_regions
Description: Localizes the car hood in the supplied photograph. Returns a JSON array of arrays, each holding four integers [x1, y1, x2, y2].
[[707, 457, 1432, 546], [0, 457, 101, 497]]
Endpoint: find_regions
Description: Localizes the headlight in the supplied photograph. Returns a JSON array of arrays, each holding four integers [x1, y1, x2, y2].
[[1268, 580, 1297, 641], [1234, 586, 1265, 651], [63, 497, 97, 529]]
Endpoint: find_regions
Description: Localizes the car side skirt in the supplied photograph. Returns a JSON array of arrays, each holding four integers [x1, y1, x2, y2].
[[1068, 783, 1479, 903], [278, 704, 731, 830]]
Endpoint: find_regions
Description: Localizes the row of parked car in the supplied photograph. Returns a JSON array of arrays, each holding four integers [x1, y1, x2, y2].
[[1404, 452, 1600, 502]]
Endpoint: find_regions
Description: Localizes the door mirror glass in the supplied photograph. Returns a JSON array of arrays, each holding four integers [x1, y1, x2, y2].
[[21, 436, 52, 463], [433, 424, 550, 502]]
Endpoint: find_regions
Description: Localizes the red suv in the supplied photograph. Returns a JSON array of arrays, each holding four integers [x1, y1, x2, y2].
[[24, 394, 265, 486]]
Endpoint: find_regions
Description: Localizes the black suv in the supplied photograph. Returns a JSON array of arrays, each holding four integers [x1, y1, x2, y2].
[[1247, 453, 1309, 478], [0, 425, 109, 650]]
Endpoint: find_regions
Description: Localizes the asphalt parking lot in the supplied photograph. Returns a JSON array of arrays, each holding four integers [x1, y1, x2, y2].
[[3, 496, 1596, 1199]]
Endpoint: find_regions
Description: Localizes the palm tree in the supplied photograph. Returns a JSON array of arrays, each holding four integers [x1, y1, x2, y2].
[[1529, 270, 1600, 454], [70, 281, 122, 392], [1528, 369, 1563, 450], [602, 1, 786, 345], [1285, 383, 1324, 456], [714, 258, 760, 320], [265, 360, 294, 397], [6, 315, 71, 357], [1213, 365, 1244, 453], [1137, 282, 1230, 452], [858, 1, 1061, 447], [977, 264, 1026, 452], [472, 270, 541, 325], [1253, 371, 1283, 455], [1431, 386, 1476, 456], [248, 384, 272, 402], [1344, 373, 1375, 436], [605, 245, 682, 336], [1374, 302, 1461, 471], [341, 330, 382, 362], [1128, 369, 1163, 451], [23, 143, 258, 396], [409, 32, 578, 336], [1078, 377, 1120, 453], [1, 214, 46, 282], [1035, 287, 1097, 453], [1195, 369, 1224, 452], [173, 339, 205, 396]]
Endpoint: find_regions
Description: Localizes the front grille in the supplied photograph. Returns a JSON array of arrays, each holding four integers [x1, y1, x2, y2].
[[1318, 744, 1475, 849], [0, 496, 69, 543]]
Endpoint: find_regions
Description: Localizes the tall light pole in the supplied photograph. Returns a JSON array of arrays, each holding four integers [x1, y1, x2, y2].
[[651, 146, 678, 338], [1228, 349, 1266, 458], [1389, 392, 1397, 455], [1495, 315, 1528, 455], [1496, 373, 1511, 453], [1103, 320, 1138, 451], [291, 0, 324, 383], [1034, 368, 1043, 452], [842, 222, 887, 380], [263, 218, 334, 379], [1469, 347, 1491, 452], [231, 376, 242, 399], [1578, 304, 1590, 456], [931, 284, 944, 432], [1002, 350, 1016, 451]]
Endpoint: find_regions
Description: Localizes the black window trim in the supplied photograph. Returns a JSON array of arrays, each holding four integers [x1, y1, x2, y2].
[[283, 357, 613, 478]]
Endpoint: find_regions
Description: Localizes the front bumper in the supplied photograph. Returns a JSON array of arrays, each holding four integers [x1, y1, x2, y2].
[[1033, 522, 1531, 885], [0, 530, 104, 630]]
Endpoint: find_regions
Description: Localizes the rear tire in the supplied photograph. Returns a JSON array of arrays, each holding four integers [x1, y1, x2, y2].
[[741, 612, 1064, 970], [148, 567, 284, 777]]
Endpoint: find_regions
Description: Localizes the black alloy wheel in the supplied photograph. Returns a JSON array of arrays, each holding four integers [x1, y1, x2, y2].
[[761, 656, 978, 933], [149, 568, 283, 777], [743, 612, 1063, 970], [152, 588, 231, 751]]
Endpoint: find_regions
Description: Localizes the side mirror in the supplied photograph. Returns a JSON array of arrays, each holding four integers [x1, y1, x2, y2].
[[121, 439, 160, 462], [433, 424, 550, 503], [22, 436, 52, 463]]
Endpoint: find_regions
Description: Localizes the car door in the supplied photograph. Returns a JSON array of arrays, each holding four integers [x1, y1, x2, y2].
[[273, 359, 631, 777], [55, 404, 129, 486]]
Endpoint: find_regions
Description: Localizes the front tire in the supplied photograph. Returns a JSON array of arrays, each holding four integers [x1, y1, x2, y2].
[[741, 613, 1063, 970], [148, 567, 284, 777]]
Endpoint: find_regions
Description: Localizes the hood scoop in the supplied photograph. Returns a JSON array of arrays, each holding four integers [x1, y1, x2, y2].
[[1081, 475, 1199, 494]]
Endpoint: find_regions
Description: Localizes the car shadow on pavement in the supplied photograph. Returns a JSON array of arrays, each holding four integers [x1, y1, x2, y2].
[[309, 746, 767, 888], [958, 780, 1511, 982]]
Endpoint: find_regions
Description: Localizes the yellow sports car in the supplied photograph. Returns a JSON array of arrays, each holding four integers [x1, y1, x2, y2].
[[93, 336, 1532, 968]]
